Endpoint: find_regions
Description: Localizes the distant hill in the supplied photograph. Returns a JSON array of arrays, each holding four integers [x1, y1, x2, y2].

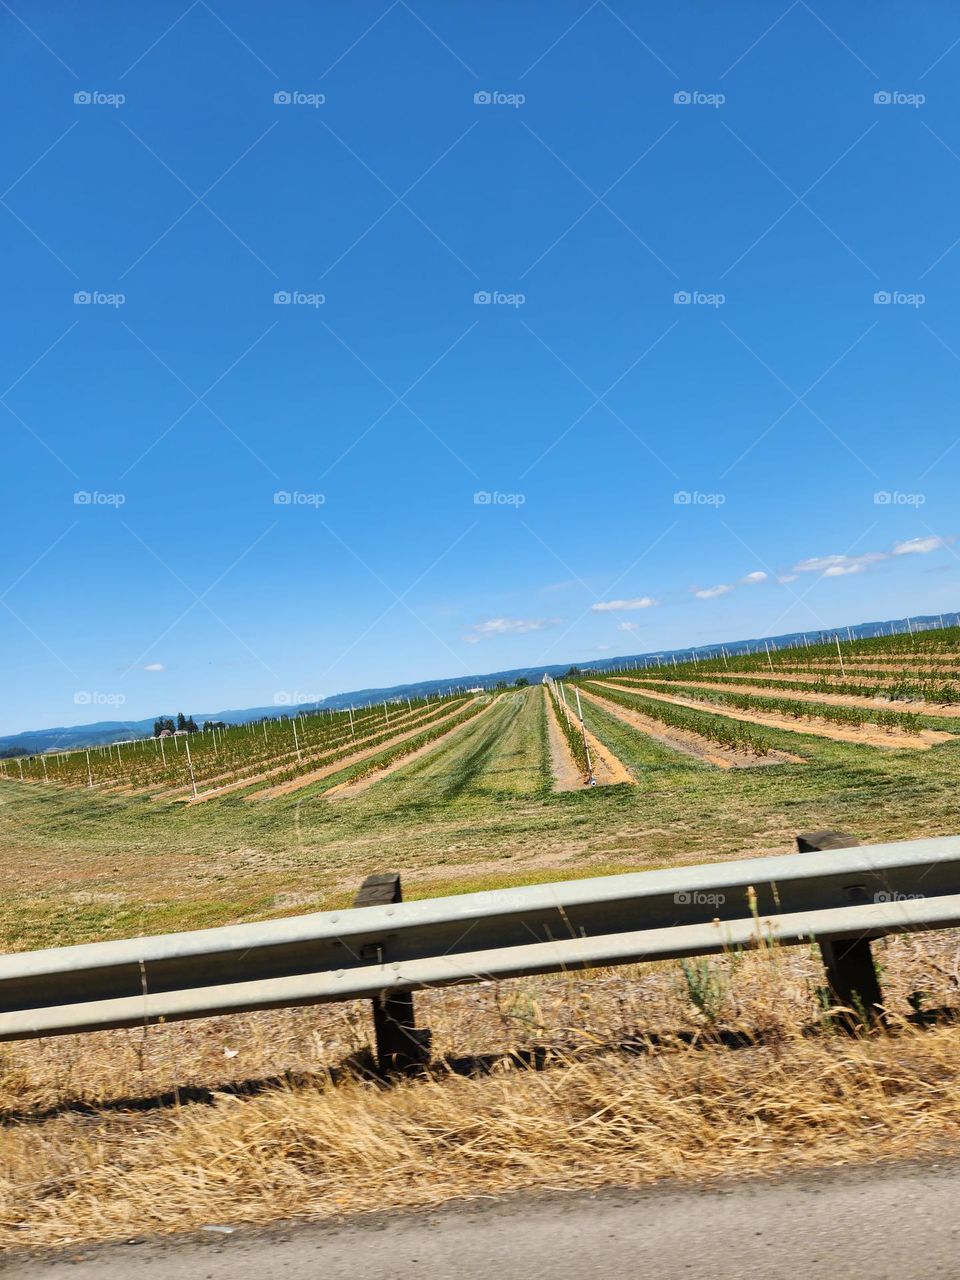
[[2, 611, 952, 757]]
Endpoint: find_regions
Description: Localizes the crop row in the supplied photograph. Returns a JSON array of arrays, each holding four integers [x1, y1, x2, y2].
[[605, 677, 925, 734], [2, 696, 461, 793], [625, 669, 960, 707], [544, 678, 589, 774], [171, 699, 467, 798], [584, 682, 771, 757], [243, 696, 492, 796]]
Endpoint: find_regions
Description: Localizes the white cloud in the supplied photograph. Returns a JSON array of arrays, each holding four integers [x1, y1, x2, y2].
[[467, 617, 559, 641], [793, 551, 886, 575], [739, 571, 768, 584], [143, 663, 165, 672], [618, 621, 639, 632], [893, 535, 948, 556], [591, 596, 657, 612], [695, 584, 733, 599], [778, 574, 798, 584]]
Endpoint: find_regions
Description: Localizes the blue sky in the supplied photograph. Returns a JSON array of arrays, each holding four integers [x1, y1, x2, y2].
[[4, 1, 960, 733]]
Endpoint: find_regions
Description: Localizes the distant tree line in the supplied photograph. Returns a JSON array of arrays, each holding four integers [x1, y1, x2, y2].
[[153, 712, 199, 736]]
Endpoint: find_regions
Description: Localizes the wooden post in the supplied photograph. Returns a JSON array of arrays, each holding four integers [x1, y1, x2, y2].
[[796, 830, 883, 1027], [353, 873, 431, 1073]]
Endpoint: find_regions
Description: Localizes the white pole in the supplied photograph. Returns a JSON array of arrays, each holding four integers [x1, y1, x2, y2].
[[573, 687, 593, 776], [85, 749, 92, 788], [559, 680, 571, 722], [184, 734, 197, 798], [160, 737, 166, 766], [41, 754, 48, 782], [764, 640, 773, 672], [835, 634, 846, 678], [292, 718, 302, 761]]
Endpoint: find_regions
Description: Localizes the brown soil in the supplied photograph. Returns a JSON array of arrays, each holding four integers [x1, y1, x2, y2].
[[600, 682, 953, 751], [244, 701, 485, 803], [579, 686, 800, 769], [581, 718, 635, 786]]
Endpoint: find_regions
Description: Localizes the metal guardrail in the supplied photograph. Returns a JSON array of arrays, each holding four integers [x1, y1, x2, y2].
[[2, 832, 959, 1063]]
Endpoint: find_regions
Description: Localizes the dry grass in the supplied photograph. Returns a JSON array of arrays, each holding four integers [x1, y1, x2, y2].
[[3, 932, 960, 1250]]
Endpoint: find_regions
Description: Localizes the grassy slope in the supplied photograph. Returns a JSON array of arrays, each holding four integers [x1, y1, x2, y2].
[[4, 684, 960, 950]]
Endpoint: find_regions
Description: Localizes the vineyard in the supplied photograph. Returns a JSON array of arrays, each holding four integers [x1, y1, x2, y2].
[[584, 679, 772, 757], [605, 675, 925, 733], [0, 693, 482, 801], [3, 624, 960, 956]]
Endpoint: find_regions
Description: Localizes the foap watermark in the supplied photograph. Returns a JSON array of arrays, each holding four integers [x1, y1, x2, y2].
[[674, 890, 725, 906], [474, 490, 526, 506], [274, 290, 325, 307], [674, 90, 725, 108], [874, 290, 925, 307], [874, 890, 925, 903], [74, 490, 125, 506], [273, 891, 324, 911], [274, 690, 321, 705], [474, 90, 525, 107], [459, 888, 526, 911], [674, 490, 726, 506], [874, 490, 926, 507], [874, 90, 925, 108], [74, 89, 125, 107], [74, 290, 125, 307], [274, 490, 325, 507], [674, 290, 725, 307], [74, 690, 126, 707], [474, 290, 525, 307], [274, 90, 325, 107]]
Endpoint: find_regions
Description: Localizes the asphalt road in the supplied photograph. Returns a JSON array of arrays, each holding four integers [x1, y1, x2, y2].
[[6, 1161, 960, 1279]]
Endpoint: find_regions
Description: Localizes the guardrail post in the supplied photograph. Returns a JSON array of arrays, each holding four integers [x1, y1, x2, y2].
[[353, 873, 431, 1074], [796, 831, 884, 1027]]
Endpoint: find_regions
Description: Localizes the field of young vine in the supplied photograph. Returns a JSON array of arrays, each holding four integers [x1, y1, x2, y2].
[[0, 693, 475, 799], [584, 679, 772, 757]]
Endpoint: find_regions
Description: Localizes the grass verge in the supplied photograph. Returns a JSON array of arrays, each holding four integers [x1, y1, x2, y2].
[[3, 932, 960, 1250]]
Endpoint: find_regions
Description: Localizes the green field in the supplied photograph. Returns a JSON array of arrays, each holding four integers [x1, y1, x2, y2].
[[5, 652, 960, 953]]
